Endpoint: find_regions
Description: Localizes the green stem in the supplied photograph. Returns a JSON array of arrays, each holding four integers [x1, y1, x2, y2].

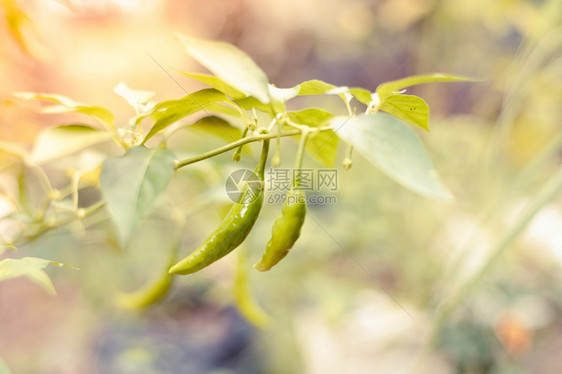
[[343, 144, 354, 170], [292, 129, 310, 189], [175, 129, 319, 170], [224, 100, 253, 127], [96, 118, 128, 150], [283, 116, 308, 131], [412, 167, 562, 374], [441, 167, 562, 321], [232, 126, 250, 161], [80, 200, 105, 217], [255, 138, 271, 176], [294, 129, 309, 171]]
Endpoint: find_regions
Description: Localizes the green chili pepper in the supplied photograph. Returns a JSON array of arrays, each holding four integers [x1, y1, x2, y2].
[[116, 267, 173, 309], [254, 130, 309, 272], [116, 237, 179, 309], [254, 188, 306, 271], [169, 140, 270, 275]]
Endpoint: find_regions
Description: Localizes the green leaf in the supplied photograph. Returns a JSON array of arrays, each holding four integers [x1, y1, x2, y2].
[[0, 141, 28, 162], [269, 84, 301, 103], [18, 162, 52, 217], [0, 245, 17, 255], [141, 89, 227, 144], [268, 84, 301, 113], [330, 113, 452, 201], [288, 108, 334, 127], [375, 73, 476, 101], [177, 34, 270, 104], [305, 131, 339, 168], [32, 125, 111, 163], [3, 0, 32, 52], [0, 355, 13, 374], [14, 92, 115, 128], [2, 0, 46, 59], [298, 80, 336, 95], [349, 87, 372, 105], [233, 97, 273, 114], [380, 94, 430, 131], [287, 108, 338, 167], [114, 82, 156, 114], [100, 146, 176, 247], [297, 80, 356, 110], [204, 102, 244, 119], [0, 257, 77, 295], [177, 71, 247, 100], [234, 249, 270, 328], [187, 116, 242, 143]]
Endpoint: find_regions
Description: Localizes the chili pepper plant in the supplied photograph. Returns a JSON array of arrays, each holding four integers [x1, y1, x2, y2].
[[0, 35, 474, 317]]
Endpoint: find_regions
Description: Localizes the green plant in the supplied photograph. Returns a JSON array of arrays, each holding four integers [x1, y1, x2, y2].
[[0, 35, 473, 310], [254, 130, 309, 272], [169, 139, 270, 275]]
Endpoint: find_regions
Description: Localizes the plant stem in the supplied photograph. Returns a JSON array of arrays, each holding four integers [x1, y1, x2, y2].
[[292, 129, 310, 189], [343, 144, 354, 170], [411, 166, 562, 373], [232, 126, 250, 161], [294, 129, 309, 171], [175, 129, 312, 170]]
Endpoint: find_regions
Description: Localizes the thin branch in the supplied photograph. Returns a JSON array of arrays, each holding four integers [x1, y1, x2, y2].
[[175, 129, 303, 170]]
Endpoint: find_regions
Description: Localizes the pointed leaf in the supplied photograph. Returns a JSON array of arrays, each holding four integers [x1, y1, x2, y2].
[[187, 116, 242, 143], [233, 97, 273, 114], [203, 103, 244, 118], [14, 92, 115, 128], [287, 108, 337, 167], [2, 0, 47, 59], [0, 141, 29, 162], [141, 89, 227, 144], [0, 356, 13, 374], [349, 87, 372, 105], [177, 71, 247, 100], [380, 94, 430, 131], [177, 34, 270, 104], [288, 108, 334, 128], [32, 125, 111, 163], [297, 80, 356, 109], [0, 245, 17, 255], [268, 84, 301, 112], [375, 73, 476, 100], [114, 83, 156, 114], [298, 80, 336, 95], [268, 84, 301, 103], [305, 131, 339, 168], [234, 249, 270, 327], [18, 162, 52, 217], [100, 146, 176, 247], [0, 257, 77, 295], [330, 113, 452, 201]]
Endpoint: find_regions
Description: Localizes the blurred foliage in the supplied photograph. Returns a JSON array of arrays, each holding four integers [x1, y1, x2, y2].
[[1, 0, 562, 374]]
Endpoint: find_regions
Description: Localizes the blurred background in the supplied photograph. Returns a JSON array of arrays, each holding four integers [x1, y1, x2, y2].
[[1, 0, 561, 373]]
